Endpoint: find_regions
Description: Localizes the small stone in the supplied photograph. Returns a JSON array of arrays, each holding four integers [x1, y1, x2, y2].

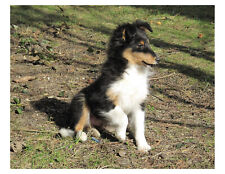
[[118, 150, 126, 157], [158, 153, 165, 159]]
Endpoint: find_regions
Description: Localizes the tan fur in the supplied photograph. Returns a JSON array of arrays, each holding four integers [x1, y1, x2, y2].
[[139, 40, 145, 46], [75, 104, 89, 132], [122, 48, 157, 65], [122, 29, 126, 41], [106, 89, 118, 106]]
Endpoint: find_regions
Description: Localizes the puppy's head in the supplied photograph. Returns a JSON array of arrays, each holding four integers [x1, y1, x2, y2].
[[110, 20, 159, 66]]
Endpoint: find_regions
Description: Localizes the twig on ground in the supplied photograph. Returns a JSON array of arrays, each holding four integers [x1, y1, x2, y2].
[[98, 165, 111, 169], [152, 151, 164, 158], [12, 128, 58, 134], [152, 95, 165, 102], [150, 72, 175, 81]]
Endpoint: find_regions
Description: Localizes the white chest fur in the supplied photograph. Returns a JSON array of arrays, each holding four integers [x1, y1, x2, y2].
[[108, 64, 152, 114]]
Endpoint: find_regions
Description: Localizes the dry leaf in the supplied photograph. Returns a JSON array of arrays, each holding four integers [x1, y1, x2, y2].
[[198, 33, 203, 38], [88, 79, 94, 84], [13, 76, 36, 83], [156, 21, 162, 25], [10, 141, 26, 153]]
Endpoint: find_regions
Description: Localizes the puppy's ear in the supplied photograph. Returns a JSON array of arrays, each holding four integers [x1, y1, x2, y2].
[[122, 29, 126, 41], [135, 19, 153, 32], [121, 25, 136, 42]]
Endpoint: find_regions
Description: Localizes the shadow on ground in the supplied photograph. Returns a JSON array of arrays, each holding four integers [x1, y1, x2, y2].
[[134, 5, 214, 22], [154, 86, 214, 110], [150, 38, 214, 63], [31, 97, 70, 128], [31, 97, 119, 142], [158, 60, 214, 85], [11, 5, 214, 86], [147, 116, 214, 130]]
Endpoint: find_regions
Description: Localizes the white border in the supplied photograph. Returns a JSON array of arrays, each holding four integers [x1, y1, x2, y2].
[[215, 2, 224, 173], [8, 169, 217, 174], [1, 1, 10, 172], [3, 0, 222, 174], [8, 0, 216, 5]]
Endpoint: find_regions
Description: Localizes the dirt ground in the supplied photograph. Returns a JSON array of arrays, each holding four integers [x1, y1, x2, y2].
[[10, 21, 214, 169]]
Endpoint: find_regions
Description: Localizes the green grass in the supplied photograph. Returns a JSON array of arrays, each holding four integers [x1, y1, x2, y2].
[[10, 5, 214, 169]]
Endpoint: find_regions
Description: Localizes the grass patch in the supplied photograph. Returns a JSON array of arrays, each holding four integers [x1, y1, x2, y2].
[[11, 5, 214, 86], [10, 5, 214, 169]]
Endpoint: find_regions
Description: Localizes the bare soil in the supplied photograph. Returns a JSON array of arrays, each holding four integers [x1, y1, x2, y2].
[[10, 23, 214, 169]]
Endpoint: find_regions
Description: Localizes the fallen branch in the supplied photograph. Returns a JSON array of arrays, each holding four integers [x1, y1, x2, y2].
[[150, 72, 175, 81], [12, 128, 58, 134]]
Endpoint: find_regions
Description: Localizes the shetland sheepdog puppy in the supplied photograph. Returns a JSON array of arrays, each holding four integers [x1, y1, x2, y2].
[[60, 20, 159, 152]]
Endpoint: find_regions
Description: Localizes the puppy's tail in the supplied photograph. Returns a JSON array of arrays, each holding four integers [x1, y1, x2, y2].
[[59, 128, 75, 137], [59, 92, 89, 142]]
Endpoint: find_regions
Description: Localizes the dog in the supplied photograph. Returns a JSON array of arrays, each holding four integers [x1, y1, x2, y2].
[[60, 20, 159, 152]]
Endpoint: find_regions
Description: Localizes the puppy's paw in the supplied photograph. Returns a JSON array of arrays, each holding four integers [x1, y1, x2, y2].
[[76, 131, 87, 142], [115, 131, 126, 142], [137, 143, 151, 153], [89, 128, 101, 138]]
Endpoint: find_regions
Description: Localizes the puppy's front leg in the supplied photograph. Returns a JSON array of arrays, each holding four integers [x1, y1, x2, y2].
[[103, 106, 128, 142], [129, 108, 151, 152]]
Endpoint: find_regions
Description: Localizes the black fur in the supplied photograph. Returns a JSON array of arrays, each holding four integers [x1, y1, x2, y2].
[[68, 20, 157, 127], [68, 93, 85, 129]]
